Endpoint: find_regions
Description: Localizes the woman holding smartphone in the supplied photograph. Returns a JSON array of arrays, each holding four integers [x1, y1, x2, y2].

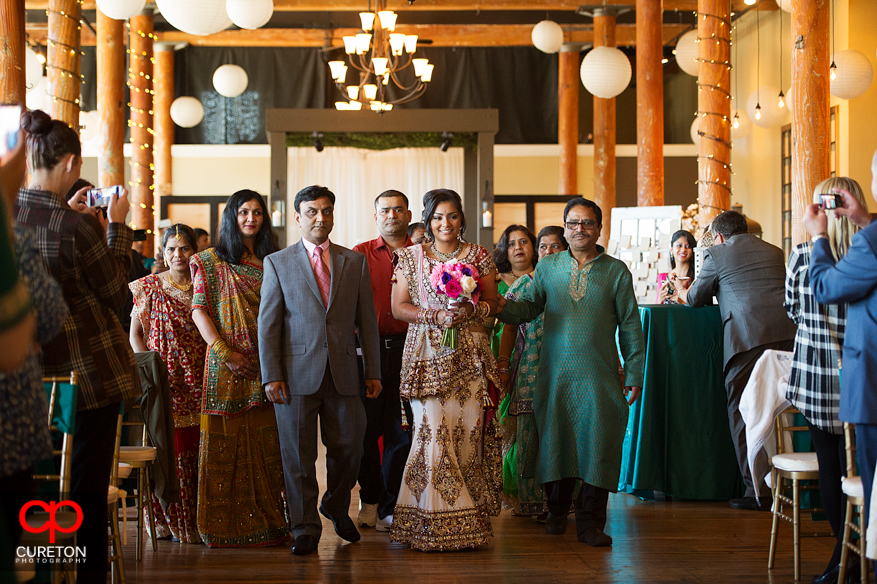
[[16, 109, 139, 584], [657, 230, 696, 304], [785, 177, 867, 584]]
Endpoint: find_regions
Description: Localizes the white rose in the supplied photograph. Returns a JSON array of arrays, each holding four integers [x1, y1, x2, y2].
[[460, 275, 477, 294]]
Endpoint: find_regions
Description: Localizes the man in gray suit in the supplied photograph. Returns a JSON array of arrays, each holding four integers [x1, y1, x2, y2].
[[259, 185, 382, 556], [680, 210, 796, 511]]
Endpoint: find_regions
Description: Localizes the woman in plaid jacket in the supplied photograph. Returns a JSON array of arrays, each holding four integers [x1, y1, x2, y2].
[[15, 110, 140, 584], [784, 176, 867, 584]]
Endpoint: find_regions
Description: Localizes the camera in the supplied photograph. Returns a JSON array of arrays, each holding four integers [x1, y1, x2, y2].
[[820, 193, 843, 210], [132, 229, 147, 242], [86, 185, 122, 208]]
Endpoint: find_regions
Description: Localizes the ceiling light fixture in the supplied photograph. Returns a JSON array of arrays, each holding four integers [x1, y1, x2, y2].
[[330, 0, 431, 112]]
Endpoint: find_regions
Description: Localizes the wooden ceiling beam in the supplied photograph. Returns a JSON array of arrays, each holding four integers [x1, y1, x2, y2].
[[26, 23, 691, 48], [24, 0, 772, 11]]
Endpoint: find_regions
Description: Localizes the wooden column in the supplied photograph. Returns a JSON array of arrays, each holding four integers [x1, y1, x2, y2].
[[791, 0, 830, 245], [154, 44, 174, 229], [696, 0, 732, 227], [636, 0, 664, 206], [0, 0, 27, 105], [558, 46, 579, 196], [97, 10, 125, 188], [130, 14, 154, 250], [594, 8, 617, 244], [47, 0, 81, 127]]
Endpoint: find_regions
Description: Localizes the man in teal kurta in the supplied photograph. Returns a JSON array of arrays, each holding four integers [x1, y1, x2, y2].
[[497, 197, 645, 547]]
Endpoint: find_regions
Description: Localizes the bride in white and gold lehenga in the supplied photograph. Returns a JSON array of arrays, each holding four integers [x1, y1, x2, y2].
[[389, 188, 503, 551]]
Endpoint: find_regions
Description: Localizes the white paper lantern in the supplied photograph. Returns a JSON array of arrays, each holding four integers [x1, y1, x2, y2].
[[730, 109, 752, 140], [170, 96, 204, 127], [580, 46, 632, 99], [26, 78, 48, 111], [226, 0, 273, 30], [213, 64, 248, 98], [96, 0, 147, 20], [746, 86, 786, 128], [531, 20, 564, 54], [79, 110, 99, 143], [675, 29, 700, 77], [155, 0, 232, 36], [830, 49, 873, 100], [25, 48, 43, 92], [778, 0, 792, 12], [690, 116, 701, 145]]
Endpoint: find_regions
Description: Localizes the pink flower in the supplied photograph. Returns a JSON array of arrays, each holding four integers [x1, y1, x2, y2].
[[445, 279, 463, 299]]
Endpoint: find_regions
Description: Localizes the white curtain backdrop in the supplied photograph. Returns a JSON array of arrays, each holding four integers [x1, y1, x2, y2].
[[286, 146, 464, 249]]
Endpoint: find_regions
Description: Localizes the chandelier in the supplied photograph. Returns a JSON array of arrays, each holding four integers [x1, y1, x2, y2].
[[328, 3, 433, 112]]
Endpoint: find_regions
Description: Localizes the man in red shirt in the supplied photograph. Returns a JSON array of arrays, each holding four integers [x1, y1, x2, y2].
[[353, 190, 415, 532]]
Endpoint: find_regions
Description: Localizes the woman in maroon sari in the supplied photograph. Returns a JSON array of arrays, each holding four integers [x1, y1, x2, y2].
[[130, 224, 207, 543]]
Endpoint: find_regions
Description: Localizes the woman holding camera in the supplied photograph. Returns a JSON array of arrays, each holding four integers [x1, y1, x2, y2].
[[16, 109, 139, 583], [784, 177, 867, 584], [130, 224, 207, 544]]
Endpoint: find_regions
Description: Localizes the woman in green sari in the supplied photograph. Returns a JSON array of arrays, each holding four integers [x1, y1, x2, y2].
[[490, 225, 537, 357], [190, 189, 288, 547], [497, 226, 567, 515]]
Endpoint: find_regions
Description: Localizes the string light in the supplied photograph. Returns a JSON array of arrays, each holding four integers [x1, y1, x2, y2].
[[46, 0, 84, 127]]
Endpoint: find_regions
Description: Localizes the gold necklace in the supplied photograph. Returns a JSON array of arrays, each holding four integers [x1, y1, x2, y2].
[[431, 240, 463, 262], [167, 273, 193, 292]]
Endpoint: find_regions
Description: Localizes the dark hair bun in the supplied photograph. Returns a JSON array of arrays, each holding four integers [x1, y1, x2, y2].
[[20, 109, 52, 136]]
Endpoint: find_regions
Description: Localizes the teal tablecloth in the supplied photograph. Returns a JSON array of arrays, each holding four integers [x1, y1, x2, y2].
[[619, 305, 745, 500]]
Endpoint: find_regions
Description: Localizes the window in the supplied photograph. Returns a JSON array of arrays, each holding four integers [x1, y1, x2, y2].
[[781, 106, 839, 258]]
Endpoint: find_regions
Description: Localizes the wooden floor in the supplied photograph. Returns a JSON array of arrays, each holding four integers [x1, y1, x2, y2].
[[119, 488, 838, 584]]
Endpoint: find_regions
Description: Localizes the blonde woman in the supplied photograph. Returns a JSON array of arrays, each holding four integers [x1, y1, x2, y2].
[[784, 176, 867, 584]]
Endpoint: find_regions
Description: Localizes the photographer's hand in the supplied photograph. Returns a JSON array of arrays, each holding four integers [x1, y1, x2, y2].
[[67, 187, 98, 217], [832, 187, 873, 228], [107, 187, 130, 224], [803, 204, 828, 238]]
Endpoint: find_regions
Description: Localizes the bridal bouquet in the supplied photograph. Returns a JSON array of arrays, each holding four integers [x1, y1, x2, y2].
[[429, 260, 483, 348]]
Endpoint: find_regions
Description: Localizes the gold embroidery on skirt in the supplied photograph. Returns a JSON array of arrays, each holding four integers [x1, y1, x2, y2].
[[433, 416, 463, 507], [482, 416, 504, 516], [405, 410, 432, 503], [460, 424, 484, 503], [453, 411, 466, 461], [389, 505, 490, 551]]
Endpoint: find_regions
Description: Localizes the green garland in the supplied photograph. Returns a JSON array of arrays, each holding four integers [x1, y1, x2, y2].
[[285, 131, 477, 152]]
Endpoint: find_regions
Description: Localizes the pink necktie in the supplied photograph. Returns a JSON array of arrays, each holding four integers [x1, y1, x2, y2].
[[312, 246, 330, 308]]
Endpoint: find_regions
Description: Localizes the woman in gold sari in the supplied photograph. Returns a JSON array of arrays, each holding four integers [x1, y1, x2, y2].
[[190, 190, 288, 547]]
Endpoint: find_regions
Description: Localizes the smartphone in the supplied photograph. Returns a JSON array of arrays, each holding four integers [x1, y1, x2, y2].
[[86, 185, 122, 208], [820, 193, 842, 210], [0, 105, 22, 157], [132, 229, 147, 242]]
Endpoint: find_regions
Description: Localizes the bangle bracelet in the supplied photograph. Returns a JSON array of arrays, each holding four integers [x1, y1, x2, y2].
[[498, 368, 509, 374], [211, 338, 232, 363], [497, 356, 511, 364]]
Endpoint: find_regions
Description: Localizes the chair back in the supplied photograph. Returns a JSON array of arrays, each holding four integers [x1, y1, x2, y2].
[[37, 373, 78, 497], [775, 407, 810, 455], [843, 423, 858, 479]]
